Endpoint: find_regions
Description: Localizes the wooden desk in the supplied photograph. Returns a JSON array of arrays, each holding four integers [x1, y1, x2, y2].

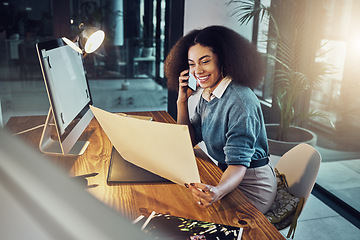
[[5, 111, 285, 240]]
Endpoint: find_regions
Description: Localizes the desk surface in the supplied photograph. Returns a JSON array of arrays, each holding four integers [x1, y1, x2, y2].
[[5, 111, 285, 240]]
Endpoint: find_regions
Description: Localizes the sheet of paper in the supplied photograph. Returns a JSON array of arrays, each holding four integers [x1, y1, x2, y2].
[[90, 106, 200, 185]]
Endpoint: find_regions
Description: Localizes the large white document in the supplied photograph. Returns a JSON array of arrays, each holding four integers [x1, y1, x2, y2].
[[90, 106, 201, 185]]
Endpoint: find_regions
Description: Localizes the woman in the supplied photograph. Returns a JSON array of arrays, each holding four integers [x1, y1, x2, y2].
[[164, 25, 276, 214]]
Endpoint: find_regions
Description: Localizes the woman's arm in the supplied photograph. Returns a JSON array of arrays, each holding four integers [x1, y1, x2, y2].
[[177, 69, 197, 146], [187, 165, 247, 207]]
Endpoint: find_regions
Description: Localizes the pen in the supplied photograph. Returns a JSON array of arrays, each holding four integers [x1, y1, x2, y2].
[[73, 172, 98, 179], [141, 211, 156, 231]]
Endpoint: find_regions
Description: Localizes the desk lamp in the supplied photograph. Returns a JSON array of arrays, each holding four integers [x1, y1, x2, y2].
[[62, 25, 105, 55]]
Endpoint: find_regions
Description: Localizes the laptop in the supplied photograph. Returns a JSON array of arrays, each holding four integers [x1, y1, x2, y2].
[[107, 147, 170, 184]]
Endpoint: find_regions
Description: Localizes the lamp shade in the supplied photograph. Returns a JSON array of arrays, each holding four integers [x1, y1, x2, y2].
[[62, 37, 83, 54], [79, 27, 105, 54], [62, 26, 105, 55]]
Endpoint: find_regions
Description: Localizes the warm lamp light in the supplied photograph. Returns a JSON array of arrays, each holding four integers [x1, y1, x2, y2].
[[80, 27, 105, 53], [62, 26, 105, 55]]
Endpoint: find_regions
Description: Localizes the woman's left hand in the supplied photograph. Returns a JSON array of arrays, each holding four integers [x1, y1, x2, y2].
[[185, 182, 219, 208]]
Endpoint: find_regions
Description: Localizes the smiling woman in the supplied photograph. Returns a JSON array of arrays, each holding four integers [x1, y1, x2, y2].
[[165, 25, 264, 91], [187, 44, 222, 91], [164, 25, 276, 214]]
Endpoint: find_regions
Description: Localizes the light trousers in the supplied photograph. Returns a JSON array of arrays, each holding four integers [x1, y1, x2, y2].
[[238, 162, 277, 214]]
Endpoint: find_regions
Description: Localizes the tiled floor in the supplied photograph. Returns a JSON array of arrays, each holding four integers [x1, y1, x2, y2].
[[316, 159, 360, 212], [284, 194, 360, 239], [275, 147, 360, 239], [269, 150, 360, 239], [1, 80, 360, 239]]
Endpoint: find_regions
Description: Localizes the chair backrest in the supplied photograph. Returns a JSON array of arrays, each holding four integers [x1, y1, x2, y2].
[[275, 143, 321, 206]]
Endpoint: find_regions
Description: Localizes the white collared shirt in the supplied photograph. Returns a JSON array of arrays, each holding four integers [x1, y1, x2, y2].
[[202, 76, 232, 102]]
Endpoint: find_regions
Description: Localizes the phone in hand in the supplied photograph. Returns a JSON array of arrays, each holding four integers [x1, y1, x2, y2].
[[188, 72, 197, 91]]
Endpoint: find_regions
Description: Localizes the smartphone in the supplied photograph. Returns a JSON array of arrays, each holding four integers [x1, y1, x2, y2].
[[188, 72, 197, 91]]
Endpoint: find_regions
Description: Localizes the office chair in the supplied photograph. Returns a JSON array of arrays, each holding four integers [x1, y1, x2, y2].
[[276, 143, 321, 208], [275, 143, 322, 238]]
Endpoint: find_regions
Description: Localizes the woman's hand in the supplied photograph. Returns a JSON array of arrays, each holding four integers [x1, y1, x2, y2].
[[176, 69, 197, 144], [178, 69, 194, 102], [185, 182, 220, 208], [184, 165, 247, 208]]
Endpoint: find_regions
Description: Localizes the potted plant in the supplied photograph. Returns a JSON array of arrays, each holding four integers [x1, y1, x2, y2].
[[228, 0, 332, 155]]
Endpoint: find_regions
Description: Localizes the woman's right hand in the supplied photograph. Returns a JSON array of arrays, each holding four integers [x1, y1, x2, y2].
[[178, 69, 194, 102]]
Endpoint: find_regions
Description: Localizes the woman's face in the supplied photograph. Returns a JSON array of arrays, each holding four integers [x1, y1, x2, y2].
[[188, 44, 222, 90]]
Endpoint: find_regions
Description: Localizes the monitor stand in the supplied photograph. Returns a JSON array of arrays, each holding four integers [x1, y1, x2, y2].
[[39, 107, 92, 156]]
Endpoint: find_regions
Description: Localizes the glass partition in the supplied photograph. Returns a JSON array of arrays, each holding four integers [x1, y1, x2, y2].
[[252, 0, 360, 214], [0, 0, 169, 126], [308, 0, 360, 213]]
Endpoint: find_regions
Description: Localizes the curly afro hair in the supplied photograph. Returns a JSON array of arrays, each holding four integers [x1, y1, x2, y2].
[[164, 25, 265, 91]]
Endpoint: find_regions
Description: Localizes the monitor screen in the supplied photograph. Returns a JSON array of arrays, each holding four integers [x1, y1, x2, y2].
[[36, 38, 93, 155], [38, 39, 91, 134]]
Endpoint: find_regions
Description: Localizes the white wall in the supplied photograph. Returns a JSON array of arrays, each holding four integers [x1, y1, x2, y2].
[[184, 0, 253, 41]]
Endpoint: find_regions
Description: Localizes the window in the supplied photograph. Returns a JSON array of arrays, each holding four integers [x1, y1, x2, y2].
[[252, 0, 360, 214], [309, 0, 360, 213], [0, 0, 172, 125]]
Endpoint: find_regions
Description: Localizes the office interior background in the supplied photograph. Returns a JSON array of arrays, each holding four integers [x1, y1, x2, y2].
[[0, 0, 359, 236]]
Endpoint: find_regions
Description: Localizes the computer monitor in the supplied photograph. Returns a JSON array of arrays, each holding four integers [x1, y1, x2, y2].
[[36, 38, 94, 155]]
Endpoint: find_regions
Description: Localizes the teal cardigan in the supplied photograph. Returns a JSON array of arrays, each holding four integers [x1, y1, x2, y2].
[[191, 82, 269, 168]]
